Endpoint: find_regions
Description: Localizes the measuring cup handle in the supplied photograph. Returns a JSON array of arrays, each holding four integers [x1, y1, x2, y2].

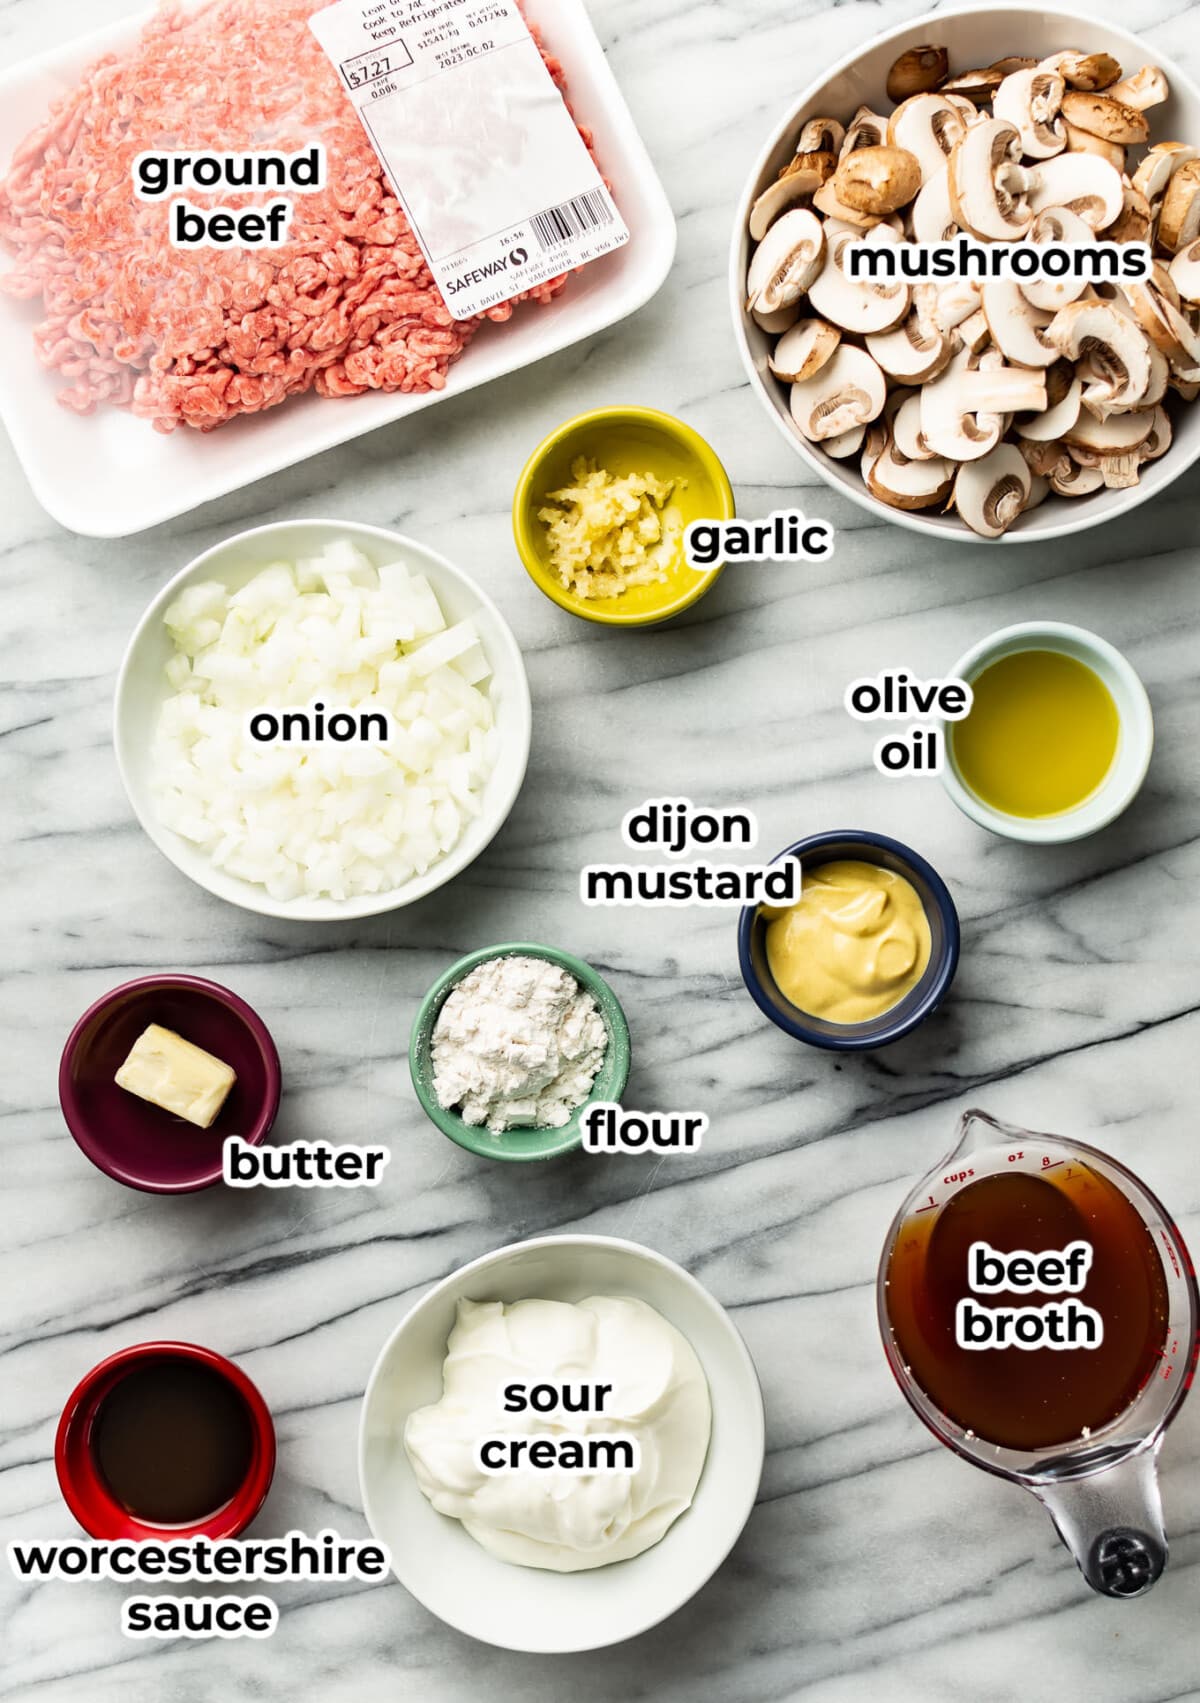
[[1083, 1528, 1166, 1598], [1034, 1446, 1168, 1600]]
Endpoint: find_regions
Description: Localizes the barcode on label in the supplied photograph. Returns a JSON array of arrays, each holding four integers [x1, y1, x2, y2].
[[531, 188, 614, 250]]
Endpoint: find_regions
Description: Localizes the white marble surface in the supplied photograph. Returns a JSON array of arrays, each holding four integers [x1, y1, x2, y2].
[[3, 0, 1200, 1697]]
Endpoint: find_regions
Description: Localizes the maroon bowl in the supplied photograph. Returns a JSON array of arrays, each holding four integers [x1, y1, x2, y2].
[[59, 975, 281, 1193], [56, 1341, 276, 1540]]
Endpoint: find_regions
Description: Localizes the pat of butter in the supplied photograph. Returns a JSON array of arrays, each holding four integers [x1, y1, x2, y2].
[[114, 1024, 236, 1129]]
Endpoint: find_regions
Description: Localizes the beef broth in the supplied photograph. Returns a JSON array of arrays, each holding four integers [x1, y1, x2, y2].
[[884, 1164, 1170, 1451]]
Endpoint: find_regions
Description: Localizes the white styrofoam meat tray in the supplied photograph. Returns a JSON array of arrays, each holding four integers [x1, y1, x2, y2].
[[0, 0, 676, 537]]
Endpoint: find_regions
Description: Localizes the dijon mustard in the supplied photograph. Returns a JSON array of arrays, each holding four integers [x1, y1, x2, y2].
[[765, 860, 931, 1024]]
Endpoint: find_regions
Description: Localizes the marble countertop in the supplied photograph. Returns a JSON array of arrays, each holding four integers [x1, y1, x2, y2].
[[3, 0, 1200, 1697]]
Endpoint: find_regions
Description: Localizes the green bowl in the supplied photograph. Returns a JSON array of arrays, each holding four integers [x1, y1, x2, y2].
[[408, 943, 632, 1162]]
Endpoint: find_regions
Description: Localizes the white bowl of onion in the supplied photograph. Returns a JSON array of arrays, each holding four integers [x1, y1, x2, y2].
[[114, 520, 532, 921]]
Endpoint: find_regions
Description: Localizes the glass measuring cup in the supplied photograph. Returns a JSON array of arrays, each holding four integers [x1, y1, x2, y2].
[[877, 1108, 1198, 1598]]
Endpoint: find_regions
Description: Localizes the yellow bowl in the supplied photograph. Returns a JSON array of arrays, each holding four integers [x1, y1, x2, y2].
[[512, 406, 736, 627]]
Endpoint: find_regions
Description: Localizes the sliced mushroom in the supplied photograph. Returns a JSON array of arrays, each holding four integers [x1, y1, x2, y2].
[[888, 94, 968, 185], [1158, 160, 1200, 252], [954, 444, 1032, 536], [1044, 355, 1077, 409], [1018, 436, 1067, 476], [749, 157, 831, 242], [1063, 123, 1126, 172], [1064, 407, 1155, 451], [1037, 51, 1121, 92], [880, 383, 913, 425], [1169, 237, 1200, 303], [957, 308, 992, 355], [892, 391, 934, 458], [866, 288, 956, 383], [748, 177, 813, 246], [964, 356, 1048, 413], [1019, 205, 1095, 312], [1094, 450, 1141, 487], [769, 317, 842, 382], [994, 67, 1066, 159], [1050, 458, 1106, 494], [1132, 142, 1199, 203], [752, 301, 802, 335], [1090, 279, 1141, 320], [1142, 341, 1171, 406], [746, 209, 826, 314], [789, 345, 887, 440], [840, 107, 888, 157], [942, 59, 1034, 105], [950, 118, 1034, 238], [1130, 338, 1164, 408], [807, 225, 910, 334], [1028, 153, 1125, 228], [920, 353, 998, 462], [868, 433, 956, 508], [932, 277, 982, 330], [1138, 404, 1172, 461], [920, 346, 1003, 460], [1108, 184, 1153, 244], [911, 166, 958, 243], [1061, 91, 1149, 145], [981, 279, 1057, 367], [749, 124, 849, 241], [945, 92, 988, 127], [811, 179, 884, 228], [1018, 371, 1083, 440], [860, 419, 887, 485], [798, 118, 846, 155], [1107, 66, 1169, 111], [1046, 299, 1151, 414], [822, 423, 867, 459], [833, 146, 922, 215], [887, 45, 950, 103], [823, 215, 872, 242], [1125, 266, 1200, 375], [1025, 472, 1052, 508]]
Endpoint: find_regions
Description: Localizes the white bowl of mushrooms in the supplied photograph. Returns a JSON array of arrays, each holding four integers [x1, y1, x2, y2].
[[731, 5, 1200, 540]]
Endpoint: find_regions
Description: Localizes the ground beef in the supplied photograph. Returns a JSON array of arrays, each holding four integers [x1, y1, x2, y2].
[[0, 0, 582, 432]]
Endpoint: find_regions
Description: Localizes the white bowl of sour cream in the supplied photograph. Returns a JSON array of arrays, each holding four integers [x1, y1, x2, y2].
[[359, 1235, 764, 1652]]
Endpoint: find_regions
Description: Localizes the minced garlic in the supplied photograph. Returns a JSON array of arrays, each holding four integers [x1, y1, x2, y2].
[[537, 458, 685, 600]]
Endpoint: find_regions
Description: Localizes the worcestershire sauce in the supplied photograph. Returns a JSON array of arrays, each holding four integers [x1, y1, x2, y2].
[[93, 1359, 254, 1524], [885, 1163, 1170, 1450]]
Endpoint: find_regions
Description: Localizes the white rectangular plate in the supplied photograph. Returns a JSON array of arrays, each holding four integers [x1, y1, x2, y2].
[[0, 0, 675, 537]]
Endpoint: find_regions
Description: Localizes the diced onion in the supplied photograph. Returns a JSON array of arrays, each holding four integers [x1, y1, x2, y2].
[[152, 540, 498, 902]]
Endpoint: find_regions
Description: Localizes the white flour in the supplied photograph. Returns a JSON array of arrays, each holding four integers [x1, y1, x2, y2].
[[431, 955, 608, 1134]]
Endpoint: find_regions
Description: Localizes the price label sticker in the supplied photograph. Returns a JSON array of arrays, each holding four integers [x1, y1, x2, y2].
[[309, 0, 630, 319]]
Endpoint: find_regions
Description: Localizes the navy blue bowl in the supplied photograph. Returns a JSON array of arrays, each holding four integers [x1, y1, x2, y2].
[[737, 831, 960, 1051]]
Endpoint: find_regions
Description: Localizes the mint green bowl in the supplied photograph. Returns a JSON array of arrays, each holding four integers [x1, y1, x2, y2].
[[408, 944, 631, 1162]]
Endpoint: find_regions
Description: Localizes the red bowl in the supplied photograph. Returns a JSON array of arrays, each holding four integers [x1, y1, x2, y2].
[[59, 974, 281, 1193], [55, 1342, 276, 1541]]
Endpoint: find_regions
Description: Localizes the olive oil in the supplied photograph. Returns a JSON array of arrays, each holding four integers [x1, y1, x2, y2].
[[952, 649, 1119, 818]]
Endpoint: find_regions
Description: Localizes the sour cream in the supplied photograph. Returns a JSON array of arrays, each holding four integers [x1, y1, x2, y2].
[[404, 1296, 712, 1572]]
